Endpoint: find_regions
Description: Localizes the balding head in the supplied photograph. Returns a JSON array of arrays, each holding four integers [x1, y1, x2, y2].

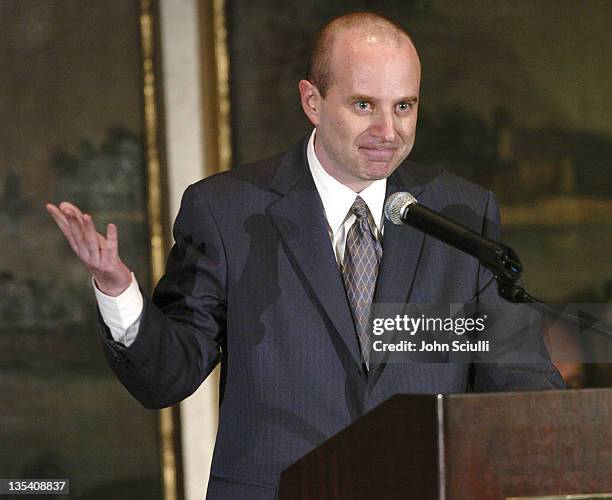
[[298, 12, 421, 191], [308, 12, 417, 97]]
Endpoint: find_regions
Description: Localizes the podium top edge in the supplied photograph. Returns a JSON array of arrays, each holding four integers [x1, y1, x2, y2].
[[386, 387, 610, 403]]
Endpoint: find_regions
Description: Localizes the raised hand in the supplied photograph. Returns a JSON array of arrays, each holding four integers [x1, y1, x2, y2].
[[45, 202, 133, 297]]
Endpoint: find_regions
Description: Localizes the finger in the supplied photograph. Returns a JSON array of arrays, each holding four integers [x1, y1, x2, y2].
[[102, 223, 119, 262], [46, 204, 69, 227], [63, 210, 89, 258], [46, 204, 71, 232], [54, 218, 82, 256], [59, 201, 85, 219], [46, 204, 81, 253], [97, 232, 107, 250], [82, 214, 101, 266], [61, 205, 86, 234], [59, 203, 90, 244]]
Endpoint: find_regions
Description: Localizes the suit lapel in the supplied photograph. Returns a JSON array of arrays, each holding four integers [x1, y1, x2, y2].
[[374, 165, 426, 304], [369, 164, 427, 382], [266, 143, 363, 366]]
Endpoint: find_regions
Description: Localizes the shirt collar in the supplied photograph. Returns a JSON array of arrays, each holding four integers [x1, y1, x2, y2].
[[307, 129, 387, 234]]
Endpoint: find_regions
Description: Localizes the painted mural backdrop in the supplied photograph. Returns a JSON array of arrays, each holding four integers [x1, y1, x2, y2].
[[1, 1, 162, 497], [227, 0, 612, 385]]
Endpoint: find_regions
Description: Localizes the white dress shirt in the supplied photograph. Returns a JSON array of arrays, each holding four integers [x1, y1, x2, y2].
[[95, 129, 387, 346], [306, 129, 386, 264]]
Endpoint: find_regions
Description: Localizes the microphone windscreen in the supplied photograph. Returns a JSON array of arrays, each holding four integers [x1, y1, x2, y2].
[[384, 191, 417, 225]]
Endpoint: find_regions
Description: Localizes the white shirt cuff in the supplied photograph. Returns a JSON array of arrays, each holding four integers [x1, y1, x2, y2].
[[93, 273, 143, 347]]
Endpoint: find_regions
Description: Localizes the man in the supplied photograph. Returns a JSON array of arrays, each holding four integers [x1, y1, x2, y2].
[[47, 12, 563, 499]]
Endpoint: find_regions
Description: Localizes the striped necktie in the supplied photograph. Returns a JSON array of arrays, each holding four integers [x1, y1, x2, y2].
[[342, 195, 383, 369]]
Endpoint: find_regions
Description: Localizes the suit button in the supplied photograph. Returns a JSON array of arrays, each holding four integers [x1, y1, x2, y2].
[[355, 366, 364, 376], [114, 357, 127, 367]]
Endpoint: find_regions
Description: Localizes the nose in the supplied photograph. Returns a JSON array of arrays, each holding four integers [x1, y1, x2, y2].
[[369, 110, 396, 143]]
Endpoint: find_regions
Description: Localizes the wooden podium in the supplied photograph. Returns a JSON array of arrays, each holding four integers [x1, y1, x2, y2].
[[278, 389, 612, 499]]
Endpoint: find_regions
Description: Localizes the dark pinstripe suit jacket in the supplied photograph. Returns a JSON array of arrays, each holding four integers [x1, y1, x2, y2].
[[100, 138, 564, 499]]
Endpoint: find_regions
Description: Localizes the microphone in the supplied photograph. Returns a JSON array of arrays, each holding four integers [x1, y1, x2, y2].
[[384, 192, 523, 282], [384, 195, 612, 335]]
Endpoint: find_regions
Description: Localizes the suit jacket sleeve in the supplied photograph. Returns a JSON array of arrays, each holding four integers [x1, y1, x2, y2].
[[471, 190, 565, 391], [99, 184, 226, 408]]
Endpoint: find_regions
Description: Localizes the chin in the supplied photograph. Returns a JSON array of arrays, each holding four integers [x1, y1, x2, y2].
[[362, 161, 398, 180]]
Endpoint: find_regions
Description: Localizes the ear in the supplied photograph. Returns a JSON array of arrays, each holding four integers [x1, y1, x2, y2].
[[298, 80, 321, 126]]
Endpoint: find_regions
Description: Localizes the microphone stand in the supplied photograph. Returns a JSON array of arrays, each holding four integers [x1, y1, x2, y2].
[[484, 246, 612, 340]]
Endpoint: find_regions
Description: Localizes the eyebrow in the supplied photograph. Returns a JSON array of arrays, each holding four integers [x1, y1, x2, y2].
[[349, 94, 419, 104]]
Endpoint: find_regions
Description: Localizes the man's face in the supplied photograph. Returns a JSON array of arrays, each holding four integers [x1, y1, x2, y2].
[[301, 32, 421, 191]]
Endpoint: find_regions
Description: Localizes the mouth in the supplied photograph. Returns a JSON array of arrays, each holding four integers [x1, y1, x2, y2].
[[359, 146, 396, 162]]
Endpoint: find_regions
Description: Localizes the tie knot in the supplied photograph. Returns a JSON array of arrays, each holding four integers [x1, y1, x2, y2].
[[350, 196, 369, 220]]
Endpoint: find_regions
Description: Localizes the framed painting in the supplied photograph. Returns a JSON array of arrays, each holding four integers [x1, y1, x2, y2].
[[0, 0, 177, 498]]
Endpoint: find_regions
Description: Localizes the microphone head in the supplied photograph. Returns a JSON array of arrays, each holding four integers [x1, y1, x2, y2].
[[384, 192, 417, 225]]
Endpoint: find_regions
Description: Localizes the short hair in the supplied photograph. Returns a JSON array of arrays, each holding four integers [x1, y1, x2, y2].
[[307, 12, 412, 97]]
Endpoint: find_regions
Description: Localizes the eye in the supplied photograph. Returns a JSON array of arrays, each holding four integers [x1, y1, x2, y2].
[[354, 100, 372, 112], [395, 102, 413, 114]]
